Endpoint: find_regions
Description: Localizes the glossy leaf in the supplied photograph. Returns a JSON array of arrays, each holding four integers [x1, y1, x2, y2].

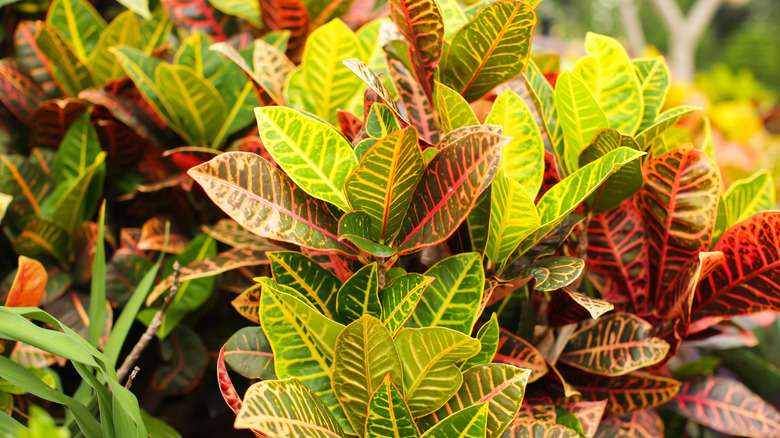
[[633, 57, 669, 132], [524, 60, 564, 172], [364, 103, 401, 140], [380, 273, 434, 335], [88, 11, 140, 86], [393, 130, 508, 254], [485, 171, 540, 264], [586, 201, 649, 312], [35, 23, 96, 96], [345, 127, 425, 243], [387, 58, 440, 144], [485, 89, 545, 197], [559, 313, 669, 376], [694, 212, 780, 320], [255, 106, 357, 211], [259, 283, 350, 430], [269, 251, 342, 319], [671, 376, 780, 437], [578, 33, 643, 135], [723, 170, 775, 227], [46, 0, 106, 61], [188, 152, 356, 255], [224, 326, 275, 380], [555, 71, 608, 176], [421, 403, 488, 438], [343, 58, 404, 122], [636, 146, 721, 302], [395, 327, 480, 417], [42, 152, 106, 235], [235, 378, 347, 437], [563, 369, 681, 415], [332, 315, 402, 435], [409, 253, 483, 334], [388, 0, 444, 102], [337, 211, 396, 257], [518, 256, 584, 291], [635, 106, 699, 153], [436, 81, 478, 133], [595, 411, 664, 438], [365, 375, 420, 438], [558, 288, 614, 320], [420, 364, 530, 438], [442, 1, 536, 102], [5, 256, 47, 308], [494, 328, 548, 383], [578, 129, 643, 213], [336, 263, 381, 322], [460, 313, 499, 370], [504, 421, 579, 438]]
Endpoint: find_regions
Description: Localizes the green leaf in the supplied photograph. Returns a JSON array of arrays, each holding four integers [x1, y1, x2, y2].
[[332, 315, 403, 435], [723, 170, 775, 227], [634, 57, 670, 132], [336, 263, 382, 322], [224, 327, 275, 380], [518, 256, 584, 291], [269, 251, 342, 319], [13, 220, 70, 264], [156, 64, 227, 147], [635, 105, 700, 153], [345, 127, 425, 243], [235, 378, 347, 437], [459, 313, 499, 370], [577, 33, 643, 135], [509, 147, 644, 261], [438, 0, 467, 39], [485, 169, 540, 265], [35, 23, 96, 96], [436, 81, 479, 133], [524, 59, 565, 170], [485, 89, 545, 198], [420, 364, 530, 438], [209, 0, 260, 27], [152, 325, 208, 395], [139, 10, 172, 52], [255, 106, 357, 211], [300, 19, 363, 124], [188, 152, 356, 254], [52, 110, 101, 186], [365, 375, 421, 438], [41, 152, 106, 234], [442, 1, 536, 102], [46, 0, 106, 61], [577, 128, 643, 213], [88, 10, 141, 86], [338, 211, 397, 257], [420, 403, 488, 438], [467, 188, 491, 254], [395, 327, 480, 417], [379, 273, 435, 336], [394, 130, 508, 254], [410, 253, 483, 335], [365, 103, 401, 139], [259, 283, 350, 431], [555, 70, 609, 176]]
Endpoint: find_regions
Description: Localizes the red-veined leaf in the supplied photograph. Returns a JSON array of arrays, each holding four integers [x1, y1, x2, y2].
[[387, 55, 440, 145], [5, 256, 47, 308], [29, 98, 89, 151], [694, 212, 780, 321], [217, 344, 242, 415], [160, 0, 229, 41], [503, 421, 579, 438], [137, 217, 190, 253], [152, 325, 208, 395], [13, 219, 70, 264], [559, 313, 669, 376], [388, 0, 444, 103], [594, 411, 663, 438], [562, 368, 681, 415], [343, 58, 406, 125], [393, 130, 507, 254], [188, 152, 357, 255], [14, 21, 62, 98], [494, 328, 548, 383], [549, 288, 614, 327], [224, 326, 276, 380], [586, 201, 650, 313], [636, 145, 721, 303], [671, 375, 780, 437], [0, 60, 44, 126]]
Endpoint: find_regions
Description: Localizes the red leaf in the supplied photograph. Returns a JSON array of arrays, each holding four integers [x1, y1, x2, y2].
[[338, 110, 363, 142], [694, 211, 780, 321], [494, 328, 548, 383], [29, 98, 89, 151], [595, 411, 664, 438], [388, 0, 444, 103], [0, 60, 45, 126], [259, 0, 311, 58], [671, 375, 780, 437], [586, 201, 650, 313], [636, 145, 721, 307], [217, 344, 242, 415], [536, 151, 561, 203], [160, 0, 230, 41], [5, 256, 47, 308]]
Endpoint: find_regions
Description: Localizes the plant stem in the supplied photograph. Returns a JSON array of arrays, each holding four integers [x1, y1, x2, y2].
[[117, 261, 181, 383], [124, 366, 140, 389]]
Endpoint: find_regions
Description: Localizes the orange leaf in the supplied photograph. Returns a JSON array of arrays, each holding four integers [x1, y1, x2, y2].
[[5, 256, 47, 307]]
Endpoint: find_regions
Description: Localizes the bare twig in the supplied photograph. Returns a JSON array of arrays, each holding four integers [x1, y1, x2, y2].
[[124, 366, 140, 389], [117, 261, 181, 383]]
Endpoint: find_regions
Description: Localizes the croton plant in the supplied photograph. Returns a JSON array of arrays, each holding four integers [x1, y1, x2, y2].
[[1, 0, 780, 435]]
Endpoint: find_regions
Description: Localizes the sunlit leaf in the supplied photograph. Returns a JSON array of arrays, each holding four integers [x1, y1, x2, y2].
[[435, 81, 478, 133], [578, 129, 643, 213], [633, 57, 669, 132], [336, 263, 381, 322], [722, 170, 774, 228], [46, 0, 106, 61], [420, 403, 488, 438], [269, 251, 342, 319], [380, 273, 434, 336], [485, 170, 540, 265], [365, 375, 420, 438]]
